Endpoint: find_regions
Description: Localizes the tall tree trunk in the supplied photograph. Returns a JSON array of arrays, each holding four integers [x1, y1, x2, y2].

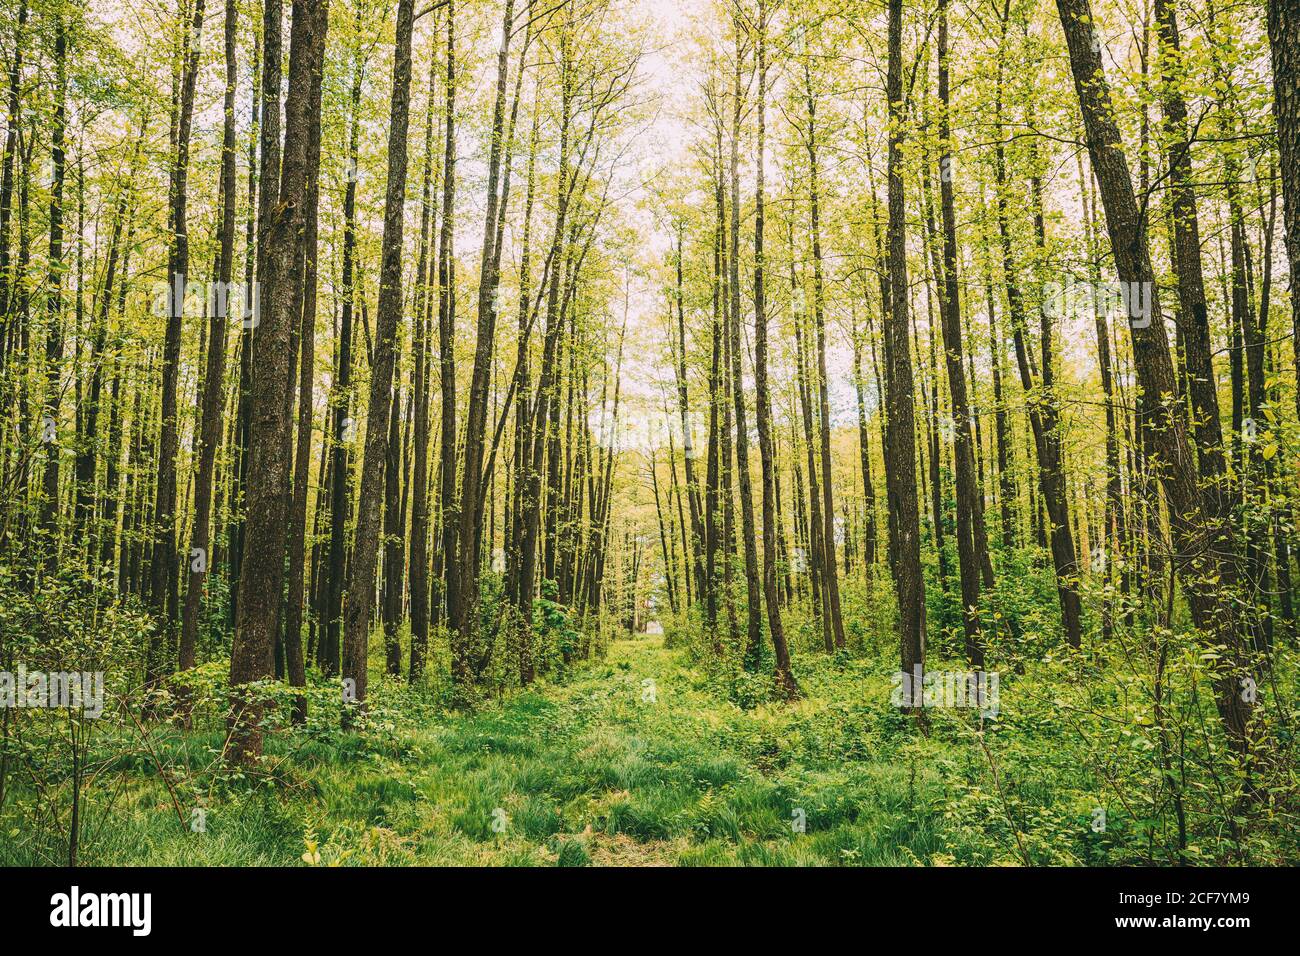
[[381, 365, 407, 676], [231, 0, 281, 632], [673, 227, 706, 601], [1155, 0, 1226, 480], [704, 155, 723, 645], [1267, 0, 1300, 423], [38, 18, 68, 568], [408, 46, 439, 683], [936, 0, 991, 665], [149, 0, 206, 692], [436, 3, 461, 685], [1056, 0, 1252, 749], [323, 24, 364, 676], [281, 1, 325, 715], [729, 19, 763, 669], [179, 0, 238, 706], [986, 256, 1015, 550], [508, 97, 539, 685], [341, 0, 415, 721], [852, 310, 877, 575], [0, 0, 27, 374], [751, 3, 797, 695], [885, 0, 925, 693], [518, 25, 574, 687], [228, 0, 329, 763], [792, 252, 828, 651], [804, 62, 847, 651], [454, 0, 521, 664]]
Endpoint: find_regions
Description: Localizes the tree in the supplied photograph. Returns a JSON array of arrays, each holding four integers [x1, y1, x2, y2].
[[884, 0, 925, 693], [228, 0, 330, 763], [179, 0, 239, 707], [750, 0, 797, 697], [341, 0, 416, 721], [1055, 0, 1252, 749]]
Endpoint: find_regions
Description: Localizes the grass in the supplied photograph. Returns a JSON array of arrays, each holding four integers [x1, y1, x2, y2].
[[5, 631, 1293, 866], [0, 636, 974, 866]]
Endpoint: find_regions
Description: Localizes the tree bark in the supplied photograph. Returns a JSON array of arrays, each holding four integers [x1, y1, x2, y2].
[[228, 0, 329, 763], [1267, 0, 1300, 423], [179, 0, 238, 702], [752, 3, 798, 695], [804, 61, 847, 652], [281, 2, 326, 716], [885, 0, 925, 690], [728, 19, 763, 669], [408, 45, 439, 683], [322, 26, 364, 677], [936, 0, 991, 665], [1056, 0, 1252, 748], [341, 0, 414, 721]]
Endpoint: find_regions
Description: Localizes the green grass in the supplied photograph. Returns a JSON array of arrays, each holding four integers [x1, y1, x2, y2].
[[3, 633, 1294, 866], [0, 637, 963, 866]]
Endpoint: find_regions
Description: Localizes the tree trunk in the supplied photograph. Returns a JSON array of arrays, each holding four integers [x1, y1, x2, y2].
[[341, 0, 414, 721], [179, 0, 238, 707], [455, 0, 518, 643], [752, 3, 797, 696], [322, 25, 364, 676], [728, 20, 763, 669], [408, 46, 439, 683], [804, 62, 847, 652], [1056, 0, 1252, 748], [936, 0, 991, 665], [1267, 0, 1300, 423], [885, 0, 925, 691], [281, 4, 325, 717], [228, 0, 329, 763]]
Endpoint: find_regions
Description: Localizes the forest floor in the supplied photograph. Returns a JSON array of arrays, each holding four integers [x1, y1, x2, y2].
[[12, 634, 1023, 866], [6, 627, 1290, 866]]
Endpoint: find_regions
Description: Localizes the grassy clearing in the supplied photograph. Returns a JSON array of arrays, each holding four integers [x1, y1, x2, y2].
[[4, 631, 1293, 866], [2, 636, 959, 866]]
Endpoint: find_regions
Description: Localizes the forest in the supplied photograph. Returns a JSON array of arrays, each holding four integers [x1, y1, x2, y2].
[[0, 0, 1296, 870]]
